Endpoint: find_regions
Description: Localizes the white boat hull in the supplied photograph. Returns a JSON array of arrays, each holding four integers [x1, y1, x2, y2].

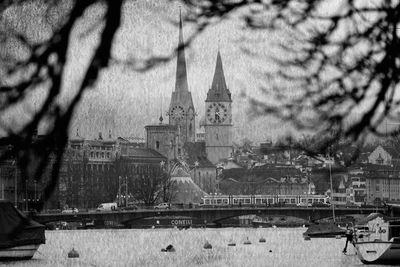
[[0, 244, 40, 261], [355, 239, 400, 265]]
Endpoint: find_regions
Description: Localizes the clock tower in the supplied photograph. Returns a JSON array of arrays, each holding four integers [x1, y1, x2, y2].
[[167, 11, 196, 152], [205, 51, 233, 164]]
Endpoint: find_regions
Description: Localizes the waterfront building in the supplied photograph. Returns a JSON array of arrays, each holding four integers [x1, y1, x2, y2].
[[364, 164, 400, 205], [219, 164, 310, 195]]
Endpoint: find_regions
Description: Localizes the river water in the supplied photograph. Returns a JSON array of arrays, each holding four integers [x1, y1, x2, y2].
[[3, 228, 396, 267]]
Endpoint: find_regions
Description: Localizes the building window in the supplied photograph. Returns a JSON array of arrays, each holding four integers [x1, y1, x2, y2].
[[107, 152, 110, 158], [156, 141, 160, 150]]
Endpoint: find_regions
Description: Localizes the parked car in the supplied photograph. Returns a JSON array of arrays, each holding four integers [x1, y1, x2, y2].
[[61, 208, 79, 213], [96, 202, 118, 211], [154, 203, 170, 209]]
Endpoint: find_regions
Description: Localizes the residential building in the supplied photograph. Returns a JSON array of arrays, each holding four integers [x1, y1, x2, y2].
[[364, 164, 400, 205]]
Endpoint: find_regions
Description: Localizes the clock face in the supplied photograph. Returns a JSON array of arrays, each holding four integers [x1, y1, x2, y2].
[[206, 103, 228, 123], [170, 105, 185, 120]]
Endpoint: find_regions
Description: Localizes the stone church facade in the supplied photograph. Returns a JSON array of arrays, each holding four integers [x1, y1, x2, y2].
[[145, 12, 234, 193]]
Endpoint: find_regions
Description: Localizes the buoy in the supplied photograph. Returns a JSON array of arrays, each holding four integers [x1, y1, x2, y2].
[[304, 235, 311, 241], [244, 237, 251, 245], [68, 248, 79, 258], [203, 241, 212, 249], [269, 250, 272, 253], [161, 244, 175, 252], [259, 237, 266, 243]]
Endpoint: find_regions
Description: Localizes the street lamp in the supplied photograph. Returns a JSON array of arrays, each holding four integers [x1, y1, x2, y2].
[[125, 176, 128, 207], [25, 178, 28, 211], [34, 180, 37, 210], [194, 160, 199, 185], [325, 158, 335, 223], [14, 161, 18, 208]]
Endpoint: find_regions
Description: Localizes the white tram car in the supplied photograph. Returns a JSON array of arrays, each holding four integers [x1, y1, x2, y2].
[[200, 194, 330, 207]]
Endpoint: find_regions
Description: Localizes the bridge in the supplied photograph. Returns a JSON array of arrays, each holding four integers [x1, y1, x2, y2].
[[32, 207, 388, 226]]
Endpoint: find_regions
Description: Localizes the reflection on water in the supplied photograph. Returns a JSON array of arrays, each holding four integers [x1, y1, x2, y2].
[[2, 228, 392, 267]]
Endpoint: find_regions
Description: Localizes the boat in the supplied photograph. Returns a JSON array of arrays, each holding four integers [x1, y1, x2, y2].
[[303, 222, 345, 238], [0, 200, 45, 261], [354, 215, 400, 265]]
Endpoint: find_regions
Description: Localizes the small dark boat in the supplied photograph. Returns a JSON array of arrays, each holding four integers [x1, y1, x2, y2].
[[303, 222, 345, 238], [0, 200, 45, 260]]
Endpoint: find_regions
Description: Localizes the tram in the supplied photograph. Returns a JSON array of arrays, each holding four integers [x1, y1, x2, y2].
[[200, 194, 330, 207]]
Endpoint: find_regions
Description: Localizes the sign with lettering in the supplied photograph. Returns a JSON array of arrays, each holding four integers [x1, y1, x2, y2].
[[170, 219, 192, 226]]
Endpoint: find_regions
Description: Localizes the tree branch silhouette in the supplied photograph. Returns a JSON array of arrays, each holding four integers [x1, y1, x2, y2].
[[2, 0, 400, 211]]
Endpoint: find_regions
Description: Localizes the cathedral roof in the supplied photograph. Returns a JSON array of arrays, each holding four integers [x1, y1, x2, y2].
[[122, 147, 166, 160], [183, 142, 215, 168], [206, 51, 232, 102], [175, 10, 189, 94], [170, 175, 207, 204], [171, 165, 190, 178], [168, 11, 194, 114]]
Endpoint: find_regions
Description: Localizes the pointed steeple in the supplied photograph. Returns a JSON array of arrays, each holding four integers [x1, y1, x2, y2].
[[206, 50, 232, 102], [175, 9, 189, 93]]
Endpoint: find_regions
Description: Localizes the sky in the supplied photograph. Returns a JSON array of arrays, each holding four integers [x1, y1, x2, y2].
[[1, 0, 297, 144]]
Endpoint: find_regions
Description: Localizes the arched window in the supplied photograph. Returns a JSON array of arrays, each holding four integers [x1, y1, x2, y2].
[[156, 141, 160, 149]]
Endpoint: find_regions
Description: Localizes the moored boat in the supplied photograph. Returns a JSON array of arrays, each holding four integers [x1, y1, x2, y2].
[[355, 215, 400, 265], [303, 222, 345, 238], [0, 200, 45, 261], [0, 244, 41, 261]]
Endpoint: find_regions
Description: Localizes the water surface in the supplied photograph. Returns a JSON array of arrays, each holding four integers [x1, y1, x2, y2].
[[3, 228, 393, 266]]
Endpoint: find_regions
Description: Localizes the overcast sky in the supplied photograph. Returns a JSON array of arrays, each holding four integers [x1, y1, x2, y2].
[[2, 0, 296, 144]]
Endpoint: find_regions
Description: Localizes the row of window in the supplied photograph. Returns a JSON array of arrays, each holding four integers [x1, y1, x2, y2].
[[70, 164, 114, 172], [90, 151, 111, 159], [71, 145, 114, 151]]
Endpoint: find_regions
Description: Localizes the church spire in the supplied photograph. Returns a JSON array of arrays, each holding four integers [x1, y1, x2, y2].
[[175, 9, 189, 93], [206, 50, 232, 102]]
